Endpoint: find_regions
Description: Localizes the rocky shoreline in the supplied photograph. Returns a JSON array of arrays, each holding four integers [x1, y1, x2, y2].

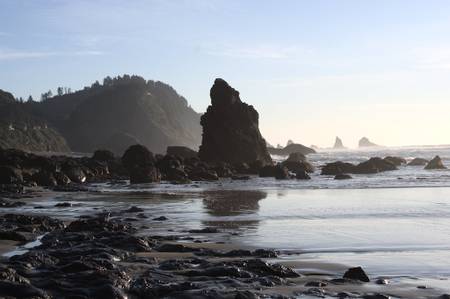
[[0, 188, 449, 299]]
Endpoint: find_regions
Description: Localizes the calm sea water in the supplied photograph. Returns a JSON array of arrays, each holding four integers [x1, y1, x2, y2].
[[7, 145, 450, 291]]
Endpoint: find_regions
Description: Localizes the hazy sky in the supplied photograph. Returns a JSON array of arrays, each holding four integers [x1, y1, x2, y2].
[[1, 0, 450, 148]]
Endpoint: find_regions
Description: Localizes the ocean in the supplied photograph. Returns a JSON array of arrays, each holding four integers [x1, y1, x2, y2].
[[5, 145, 450, 292]]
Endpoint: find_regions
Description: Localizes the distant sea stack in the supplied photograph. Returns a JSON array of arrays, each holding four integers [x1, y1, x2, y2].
[[358, 137, 378, 148], [198, 78, 272, 165], [333, 137, 346, 149]]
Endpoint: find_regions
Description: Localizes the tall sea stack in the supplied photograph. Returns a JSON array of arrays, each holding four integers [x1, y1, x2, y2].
[[198, 78, 272, 165]]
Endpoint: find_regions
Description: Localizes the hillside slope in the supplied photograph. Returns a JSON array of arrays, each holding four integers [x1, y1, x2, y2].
[[2, 75, 202, 154]]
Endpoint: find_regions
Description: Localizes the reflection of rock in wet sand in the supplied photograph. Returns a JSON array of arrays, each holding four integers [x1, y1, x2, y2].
[[201, 190, 267, 230], [202, 190, 267, 216]]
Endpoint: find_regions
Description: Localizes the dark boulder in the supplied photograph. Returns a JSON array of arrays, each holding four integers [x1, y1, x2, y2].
[[321, 161, 355, 175], [353, 157, 397, 174], [424, 156, 447, 170], [61, 163, 87, 184], [198, 79, 272, 166], [282, 160, 315, 173], [129, 166, 161, 184], [122, 144, 155, 169], [259, 165, 290, 180], [383, 156, 406, 166], [296, 170, 311, 180], [92, 149, 115, 162], [188, 168, 219, 181], [166, 146, 198, 159], [32, 171, 57, 187], [122, 145, 160, 183], [343, 266, 370, 282], [408, 158, 429, 166], [334, 174, 352, 180], [54, 172, 71, 185], [0, 166, 23, 184], [285, 152, 306, 162]]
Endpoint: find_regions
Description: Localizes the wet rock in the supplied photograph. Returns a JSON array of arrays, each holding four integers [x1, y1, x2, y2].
[[54, 202, 72, 208], [0, 214, 65, 234], [353, 157, 397, 174], [122, 144, 155, 169], [321, 161, 356, 175], [188, 168, 219, 181], [259, 165, 290, 179], [286, 152, 306, 162], [375, 278, 389, 285], [129, 165, 161, 184], [334, 173, 352, 180], [62, 162, 87, 184], [153, 216, 168, 221], [425, 155, 447, 170], [0, 230, 29, 242], [408, 158, 429, 166], [343, 266, 370, 282], [384, 156, 406, 166], [32, 170, 57, 187], [122, 145, 161, 183], [234, 290, 260, 299], [167, 146, 198, 159], [92, 149, 116, 162], [166, 167, 190, 182], [155, 243, 200, 253], [65, 215, 134, 233], [198, 78, 272, 166], [0, 166, 23, 184], [234, 259, 299, 278], [54, 171, 71, 185], [282, 160, 315, 174], [295, 170, 311, 180]]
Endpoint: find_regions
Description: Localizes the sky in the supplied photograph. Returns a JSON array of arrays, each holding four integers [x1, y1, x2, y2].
[[1, 0, 450, 148]]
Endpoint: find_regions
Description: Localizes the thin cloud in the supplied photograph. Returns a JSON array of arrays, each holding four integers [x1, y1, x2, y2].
[[412, 46, 450, 70], [0, 49, 104, 60], [203, 43, 309, 60]]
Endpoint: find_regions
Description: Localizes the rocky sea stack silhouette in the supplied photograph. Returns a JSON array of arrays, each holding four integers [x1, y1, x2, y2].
[[198, 79, 272, 165], [359, 137, 378, 148], [333, 136, 346, 149]]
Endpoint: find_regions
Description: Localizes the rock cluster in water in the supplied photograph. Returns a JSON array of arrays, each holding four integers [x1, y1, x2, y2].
[[198, 79, 272, 166]]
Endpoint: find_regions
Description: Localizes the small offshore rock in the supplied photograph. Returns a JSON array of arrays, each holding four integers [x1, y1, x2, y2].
[[334, 173, 352, 180], [54, 202, 72, 208], [343, 266, 370, 282], [408, 158, 429, 166], [296, 170, 311, 180], [425, 155, 447, 170]]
